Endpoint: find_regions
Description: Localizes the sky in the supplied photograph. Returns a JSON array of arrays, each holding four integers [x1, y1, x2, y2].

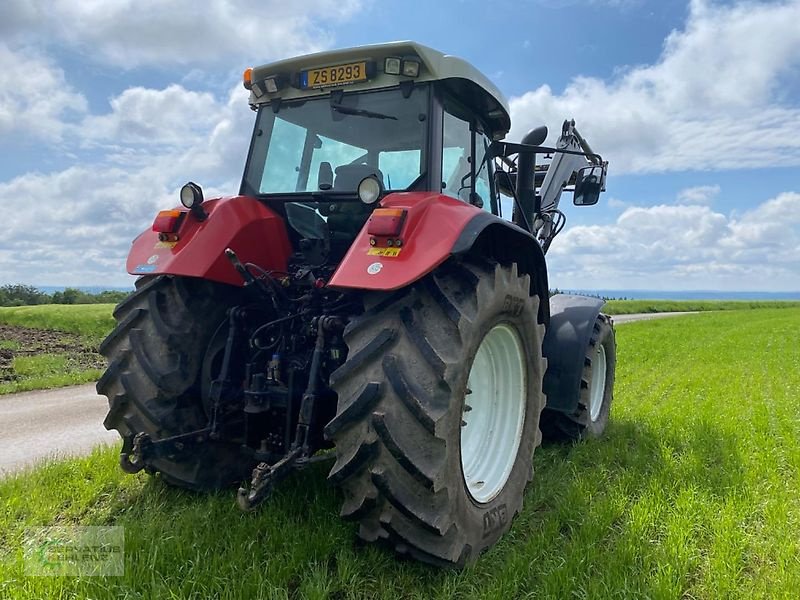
[[1, 0, 799, 292]]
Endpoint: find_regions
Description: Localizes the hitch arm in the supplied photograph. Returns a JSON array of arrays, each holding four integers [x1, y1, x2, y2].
[[236, 447, 303, 511], [120, 429, 212, 473]]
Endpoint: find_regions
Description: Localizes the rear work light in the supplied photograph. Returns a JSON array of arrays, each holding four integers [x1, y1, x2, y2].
[[152, 210, 185, 234], [384, 57, 401, 75], [367, 208, 406, 237], [401, 59, 420, 77]]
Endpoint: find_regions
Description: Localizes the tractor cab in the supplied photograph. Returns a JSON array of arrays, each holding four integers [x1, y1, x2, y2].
[[239, 41, 511, 258]]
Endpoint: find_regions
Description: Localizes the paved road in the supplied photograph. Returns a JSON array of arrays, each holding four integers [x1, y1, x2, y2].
[[0, 384, 117, 477], [0, 311, 698, 477], [611, 311, 697, 324]]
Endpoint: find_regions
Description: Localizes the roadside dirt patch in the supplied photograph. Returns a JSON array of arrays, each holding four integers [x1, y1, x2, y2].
[[0, 324, 104, 382]]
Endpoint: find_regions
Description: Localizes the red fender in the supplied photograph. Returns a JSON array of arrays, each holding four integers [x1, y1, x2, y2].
[[328, 192, 483, 291], [127, 196, 292, 286]]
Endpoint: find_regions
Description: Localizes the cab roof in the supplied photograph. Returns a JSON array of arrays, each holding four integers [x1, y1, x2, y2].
[[247, 41, 511, 139]]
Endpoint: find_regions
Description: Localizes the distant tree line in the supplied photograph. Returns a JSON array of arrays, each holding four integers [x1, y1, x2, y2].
[[0, 284, 130, 307]]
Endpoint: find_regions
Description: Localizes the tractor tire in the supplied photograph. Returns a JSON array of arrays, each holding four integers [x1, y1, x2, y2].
[[326, 260, 546, 567], [540, 313, 616, 441], [97, 275, 251, 490]]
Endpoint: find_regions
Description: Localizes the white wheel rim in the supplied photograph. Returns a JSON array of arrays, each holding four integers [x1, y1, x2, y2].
[[589, 343, 607, 422], [460, 323, 526, 503]]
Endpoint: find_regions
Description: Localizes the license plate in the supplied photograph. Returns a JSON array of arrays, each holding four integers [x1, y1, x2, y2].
[[300, 61, 368, 89]]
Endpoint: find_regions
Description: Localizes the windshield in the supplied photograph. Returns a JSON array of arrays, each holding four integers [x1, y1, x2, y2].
[[242, 85, 429, 196], [241, 85, 429, 240]]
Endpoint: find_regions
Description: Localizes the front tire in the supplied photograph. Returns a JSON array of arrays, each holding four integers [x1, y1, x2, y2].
[[326, 261, 546, 567], [540, 313, 616, 441], [97, 276, 252, 490], [583, 314, 616, 437]]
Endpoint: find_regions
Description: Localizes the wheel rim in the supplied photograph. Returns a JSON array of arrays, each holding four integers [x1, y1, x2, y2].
[[461, 323, 526, 503], [589, 343, 607, 422]]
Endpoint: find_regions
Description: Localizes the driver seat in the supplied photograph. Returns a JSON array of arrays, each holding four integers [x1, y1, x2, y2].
[[333, 164, 384, 191]]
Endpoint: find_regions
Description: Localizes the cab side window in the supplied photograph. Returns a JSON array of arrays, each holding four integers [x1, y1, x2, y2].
[[442, 111, 472, 202], [474, 133, 492, 211], [441, 108, 496, 214]]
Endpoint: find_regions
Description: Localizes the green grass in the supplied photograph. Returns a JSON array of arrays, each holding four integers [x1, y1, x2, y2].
[[1, 308, 799, 598], [1, 356, 103, 395], [0, 302, 794, 396], [603, 298, 800, 315], [0, 304, 116, 347]]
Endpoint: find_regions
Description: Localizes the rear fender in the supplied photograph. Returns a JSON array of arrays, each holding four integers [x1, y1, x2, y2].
[[541, 294, 606, 413], [328, 193, 550, 323], [127, 196, 292, 286], [453, 212, 550, 325], [328, 192, 481, 291]]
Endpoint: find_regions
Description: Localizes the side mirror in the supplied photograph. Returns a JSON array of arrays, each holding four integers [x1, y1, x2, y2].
[[573, 165, 604, 206]]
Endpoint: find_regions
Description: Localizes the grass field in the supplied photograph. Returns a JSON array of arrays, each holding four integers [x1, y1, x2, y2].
[[0, 304, 115, 394], [1, 299, 797, 397], [0, 304, 116, 346], [1, 308, 799, 598]]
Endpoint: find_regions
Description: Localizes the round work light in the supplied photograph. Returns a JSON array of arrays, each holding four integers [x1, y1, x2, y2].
[[180, 182, 204, 209], [357, 176, 383, 204]]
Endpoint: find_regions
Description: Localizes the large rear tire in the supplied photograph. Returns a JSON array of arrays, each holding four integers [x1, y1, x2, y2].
[[97, 275, 252, 490], [326, 261, 546, 567], [540, 313, 616, 441]]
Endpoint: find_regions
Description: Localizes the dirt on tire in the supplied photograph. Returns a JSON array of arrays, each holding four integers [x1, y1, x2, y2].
[[0, 323, 104, 382]]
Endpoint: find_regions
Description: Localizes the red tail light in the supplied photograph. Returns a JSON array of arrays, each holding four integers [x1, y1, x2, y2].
[[152, 210, 185, 233], [367, 208, 406, 237]]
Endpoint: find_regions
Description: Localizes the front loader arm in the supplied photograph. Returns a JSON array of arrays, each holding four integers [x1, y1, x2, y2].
[[532, 120, 607, 249], [538, 121, 595, 213]]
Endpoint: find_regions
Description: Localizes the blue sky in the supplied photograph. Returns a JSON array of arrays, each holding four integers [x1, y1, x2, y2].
[[1, 0, 799, 291]]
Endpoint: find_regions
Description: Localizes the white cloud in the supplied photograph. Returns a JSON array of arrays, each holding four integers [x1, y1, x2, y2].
[[547, 192, 800, 290], [0, 43, 87, 139], [0, 165, 171, 285], [1, 0, 363, 68], [80, 85, 227, 145], [677, 184, 720, 204], [724, 192, 800, 256], [509, 0, 800, 174], [0, 0, 371, 285], [0, 80, 257, 286]]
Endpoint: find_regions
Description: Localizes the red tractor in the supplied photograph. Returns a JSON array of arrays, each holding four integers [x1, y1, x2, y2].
[[98, 41, 615, 567]]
